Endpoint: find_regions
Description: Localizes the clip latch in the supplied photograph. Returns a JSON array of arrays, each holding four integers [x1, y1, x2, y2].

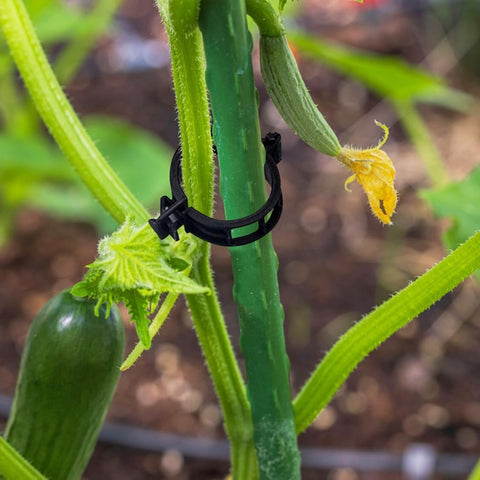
[[149, 133, 284, 247]]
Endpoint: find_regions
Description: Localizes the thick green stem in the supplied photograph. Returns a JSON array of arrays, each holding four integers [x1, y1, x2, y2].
[[187, 253, 257, 477], [156, 2, 255, 477], [0, 436, 47, 480], [294, 230, 480, 434], [199, 1, 300, 479], [0, 0, 148, 225]]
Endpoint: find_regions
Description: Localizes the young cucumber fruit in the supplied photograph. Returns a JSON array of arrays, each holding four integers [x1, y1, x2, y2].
[[5, 290, 125, 480], [260, 34, 341, 157]]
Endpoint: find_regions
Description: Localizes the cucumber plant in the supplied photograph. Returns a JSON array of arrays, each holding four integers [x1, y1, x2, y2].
[[0, 0, 479, 479]]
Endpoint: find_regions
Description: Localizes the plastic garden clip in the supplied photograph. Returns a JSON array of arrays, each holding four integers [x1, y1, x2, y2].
[[149, 133, 284, 247]]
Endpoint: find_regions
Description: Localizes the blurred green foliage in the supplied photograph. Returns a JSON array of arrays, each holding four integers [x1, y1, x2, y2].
[[288, 28, 477, 195], [29, 116, 171, 234], [288, 31, 471, 110], [422, 167, 480, 280], [0, 0, 171, 244], [1, 0, 478, 255], [288, 27, 479, 277], [428, 0, 480, 78]]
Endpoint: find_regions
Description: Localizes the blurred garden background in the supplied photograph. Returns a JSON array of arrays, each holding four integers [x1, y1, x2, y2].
[[1, 0, 480, 478]]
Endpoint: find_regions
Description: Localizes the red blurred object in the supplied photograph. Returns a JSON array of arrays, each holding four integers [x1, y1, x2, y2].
[[287, 40, 300, 61], [349, 0, 388, 9]]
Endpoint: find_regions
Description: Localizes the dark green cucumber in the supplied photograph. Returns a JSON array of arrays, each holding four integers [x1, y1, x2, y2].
[[5, 290, 125, 480]]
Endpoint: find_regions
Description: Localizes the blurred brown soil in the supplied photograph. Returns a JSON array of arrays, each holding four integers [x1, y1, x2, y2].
[[1, 1, 480, 479]]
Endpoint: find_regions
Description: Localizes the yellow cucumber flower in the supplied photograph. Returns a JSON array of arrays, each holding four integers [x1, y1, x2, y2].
[[336, 121, 397, 224]]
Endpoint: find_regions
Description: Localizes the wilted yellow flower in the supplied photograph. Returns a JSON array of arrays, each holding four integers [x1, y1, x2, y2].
[[336, 121, 397, 224]]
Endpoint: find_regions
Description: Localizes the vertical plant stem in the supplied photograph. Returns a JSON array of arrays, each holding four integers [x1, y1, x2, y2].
[[156, 3, 255, 477], [186, 255, 258, 479], [245, 0, 284, 36], [156, 1, 213, 216], [199, 1, 300, 479], [0, 436, 47, 480]]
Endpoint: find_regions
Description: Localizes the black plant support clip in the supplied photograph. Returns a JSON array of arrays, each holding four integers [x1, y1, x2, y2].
[[149, 132, 283, 247]]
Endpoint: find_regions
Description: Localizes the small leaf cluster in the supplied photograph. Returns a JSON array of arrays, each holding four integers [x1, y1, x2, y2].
[[72, 218, 209, 348]]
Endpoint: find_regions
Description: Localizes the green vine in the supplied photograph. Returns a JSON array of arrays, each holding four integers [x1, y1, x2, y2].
[[246, 0, 283, 36], [294, 230, 480, 433], [156, 0, 213, 215]]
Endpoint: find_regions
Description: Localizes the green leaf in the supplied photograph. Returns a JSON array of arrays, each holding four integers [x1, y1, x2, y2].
[[23, 0, 53, 19], [30, 115, 172, 233], [0, 134, 73, 220], [15, 0, 88, 45], [77, 222, 208, 297], [422, 165, 480, 279], [84, 116, 172, 204], [32, 5, 87, 44], [0, 116, 171, 236], [123, 290, 151, 348], [0, 133, 70, 179], [72, 218, 209, 346], [278, 0, 299, 13], [288, 31, 472, 109]]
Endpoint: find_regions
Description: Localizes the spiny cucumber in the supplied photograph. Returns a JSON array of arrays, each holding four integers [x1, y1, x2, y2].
[[260, 34, 341, 157]]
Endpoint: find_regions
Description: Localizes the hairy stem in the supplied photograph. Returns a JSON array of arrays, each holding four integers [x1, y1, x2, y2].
[[0, 436, 47, 480], [294, 230, 480, 434], [121, 292, 179, 370], [187, 253, 256, 477], [156, 2, 255, 476], [199, 1, 300, 479], [156, 0, 213, 215]]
